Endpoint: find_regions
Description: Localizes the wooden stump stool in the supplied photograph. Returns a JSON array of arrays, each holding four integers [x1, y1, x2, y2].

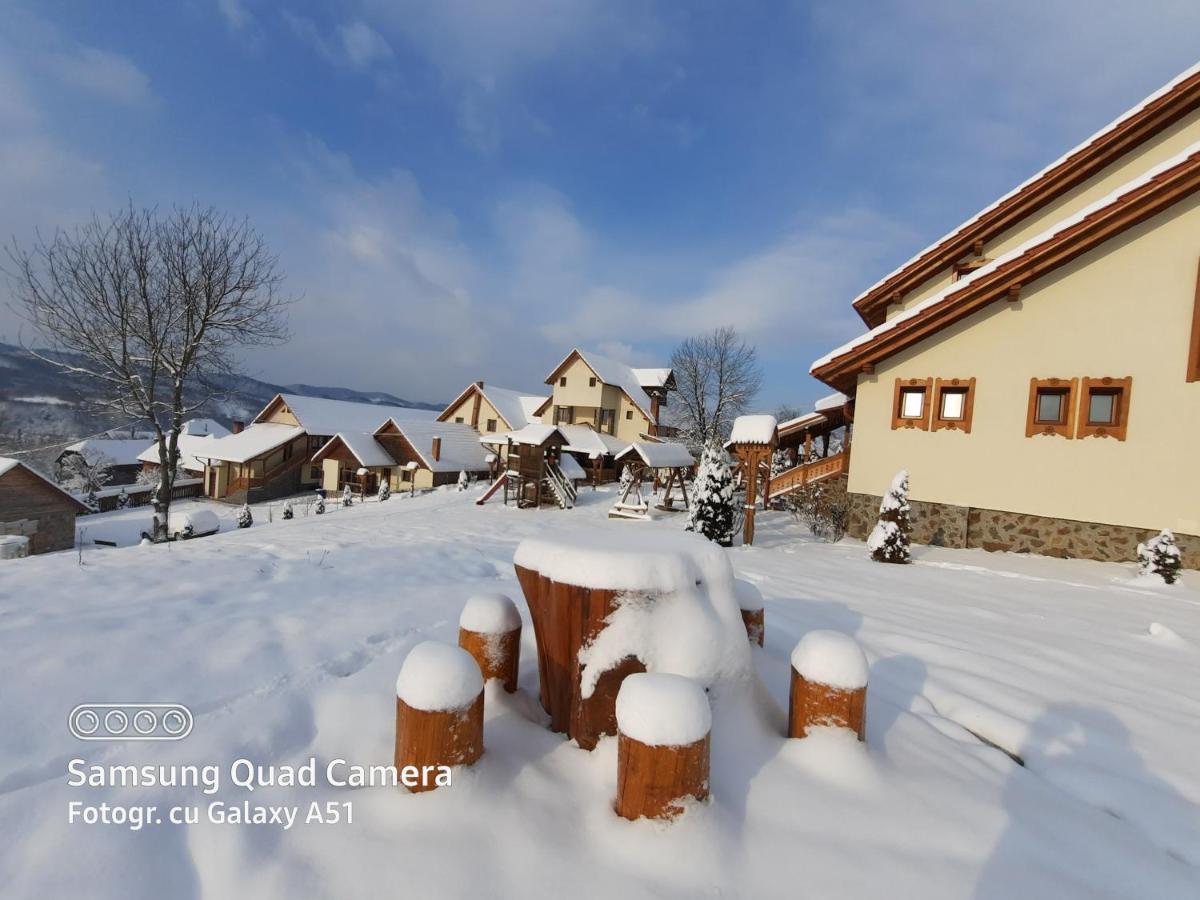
[[458, 593, 522, 693], [615, 673, 711, 821], [394, 642, 484, 792], [735, 579, 764, 647], [787, 630, 868, 741]]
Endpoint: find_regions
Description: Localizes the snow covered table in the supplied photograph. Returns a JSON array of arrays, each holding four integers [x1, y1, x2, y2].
[[513, 530, 752, 751]]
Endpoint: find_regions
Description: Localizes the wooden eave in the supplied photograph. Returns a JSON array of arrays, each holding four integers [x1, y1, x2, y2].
[[852, 68, 1200, 327], [814, 149, 1200, 393]]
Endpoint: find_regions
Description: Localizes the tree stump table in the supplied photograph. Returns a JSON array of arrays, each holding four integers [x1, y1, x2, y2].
[[513, 562, 645, 750]]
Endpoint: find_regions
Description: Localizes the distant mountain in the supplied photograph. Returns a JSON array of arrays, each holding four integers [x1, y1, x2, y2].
[[0, 342, 444, 447]]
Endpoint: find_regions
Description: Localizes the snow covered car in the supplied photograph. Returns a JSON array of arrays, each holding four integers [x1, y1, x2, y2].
[[166, 508, 220, 540]]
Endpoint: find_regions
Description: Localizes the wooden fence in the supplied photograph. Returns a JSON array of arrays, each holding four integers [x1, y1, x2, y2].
[[80, 479, 204, 514]]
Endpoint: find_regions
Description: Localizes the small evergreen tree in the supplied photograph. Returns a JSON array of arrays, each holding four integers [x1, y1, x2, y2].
[[1138, 529, 1182, 585], [378, 479, 390, 502], [869, 470, 911, 563], [116, 488, 131, 509], [619, 463, 634, 493], [686, 444, 735, 546], [314, 496, 326, 515], [342, 484, 353, 507], [456, 471, 469, 491], [282, 500, 294, 520], [770, 449, 791, 476], [236, 503, 252, 528]]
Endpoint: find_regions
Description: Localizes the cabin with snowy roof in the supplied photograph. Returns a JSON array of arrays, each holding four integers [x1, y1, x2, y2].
[[538, 349, 675, 444], [809, 63, 1200, 568], [0, 457, 89, 554], [194, 393, 436, 503], [437, 381, 547, 435]]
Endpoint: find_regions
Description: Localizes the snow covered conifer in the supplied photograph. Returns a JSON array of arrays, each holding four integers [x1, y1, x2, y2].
[[117, 488, 130, 509], [236, 503, 252, 528], [868, 470, 911, 564], [456, 471, 469, 491], [282, 500, 294, 520], [1137, 529, 1182, 585], [314, 496, 325, 515], [771, 449, 791, 476], [378, 479, 390, 502], [686, 444, 735, 546], [619, 464, 634, 492], [342, 484, 353, 507]]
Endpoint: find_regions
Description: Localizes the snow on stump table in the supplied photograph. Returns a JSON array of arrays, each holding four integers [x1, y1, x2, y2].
[[787, 630, 868, 741], [735, 579, 765, 647], [615, 673, 712, 821], [458, 593, 522, 693], [394, 642, 485, 792], [512, 531, 752, 752]]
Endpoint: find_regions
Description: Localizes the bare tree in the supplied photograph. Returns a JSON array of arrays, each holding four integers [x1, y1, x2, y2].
[[7, 204, 290, 540], [668, 325, 763, 447]]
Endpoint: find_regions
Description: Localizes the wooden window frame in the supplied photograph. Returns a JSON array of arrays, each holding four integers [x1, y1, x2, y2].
[[485, 419, 497, 432], [1025, 377, 1077, 438], [891, 378, 932, 430], [931, 377, 976, 433], [625, 409, 633, 420], [588, 376, 597, 387], [559, 376, 567, 387], [1188, 258, 1200, 382], [1076, 376, 1133, 440]]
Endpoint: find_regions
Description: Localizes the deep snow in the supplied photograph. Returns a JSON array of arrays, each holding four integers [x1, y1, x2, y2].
[[0, 483, 1197, 899]]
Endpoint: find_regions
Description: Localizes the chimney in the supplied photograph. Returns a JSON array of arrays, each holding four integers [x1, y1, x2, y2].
[[431, 436, 441, 461], [232, 420, 245, 434], [475, 380, 484, 389]]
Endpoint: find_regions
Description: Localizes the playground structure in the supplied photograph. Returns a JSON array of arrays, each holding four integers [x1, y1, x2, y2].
[[475, 425, 578, 509], [609, 441, 695, 520]]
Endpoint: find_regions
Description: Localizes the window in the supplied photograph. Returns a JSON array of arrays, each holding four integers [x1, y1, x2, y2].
[[891, 378, 932, 430], [486, 419, 497, 432], [309, 465, 321, 481], [454, 416, 464, 424], [599, 408, 615, 434], [1077, 377, 1132, 440], [625, 410, 633, 420], [559, 376, 567, 387], [555, 405, 573, 424], [932, 377, 976, 432], [589, 376, 597, 387], [1025, 378, 1077, 438]]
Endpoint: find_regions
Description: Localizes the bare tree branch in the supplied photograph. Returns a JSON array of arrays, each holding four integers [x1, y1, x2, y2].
[[668, 325, 763, 448]]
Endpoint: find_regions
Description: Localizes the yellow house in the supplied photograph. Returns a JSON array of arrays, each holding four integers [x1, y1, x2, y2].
[[437, 381, 547, 434], [810, 63, 1200, 568], [539, 348, 674, 443]]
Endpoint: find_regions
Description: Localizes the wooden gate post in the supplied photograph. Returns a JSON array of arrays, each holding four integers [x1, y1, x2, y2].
[[615, 673, 711, 821], [787, 631, 868, 741], [394, 642, 485, 791], [458, 593, 522, 692]]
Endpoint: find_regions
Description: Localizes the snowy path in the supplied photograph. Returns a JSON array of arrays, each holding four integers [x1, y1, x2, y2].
[[0, 486, 1197, 898]]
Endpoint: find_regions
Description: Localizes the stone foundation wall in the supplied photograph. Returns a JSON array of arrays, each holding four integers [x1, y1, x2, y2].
[[846, 492, 1200, 570]]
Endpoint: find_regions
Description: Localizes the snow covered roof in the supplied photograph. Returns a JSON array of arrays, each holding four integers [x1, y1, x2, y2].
[[314, 432, 397, 468], [499, 424, 568, 447], [730, 415, 778, 445], [777, 412, 827, 433], [615, 441, 695, 468], [557, 453, 586, 481], [137, 432, 224, 473], [815, 392, 847, 412], [179, 418, 230, 438], [556, 424, 629, 458], [383, 419, 491, 472], [192, 423, 305, 464], [262, 393, 436, 435], [850, 62, 1200, 321], [812, 139, 1200, 382], [0, 456, 88, 510], [60, 439, 152, 466], [632, 367, 672, 389], [480, 385, 547, 429], [546, 349, 659, 423]]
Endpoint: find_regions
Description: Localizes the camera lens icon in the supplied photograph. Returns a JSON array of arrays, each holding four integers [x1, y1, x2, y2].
[[70, 704, 193, 741]]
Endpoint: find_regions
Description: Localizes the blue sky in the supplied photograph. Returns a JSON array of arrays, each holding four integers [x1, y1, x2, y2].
[[1, 1, 1198, 410]]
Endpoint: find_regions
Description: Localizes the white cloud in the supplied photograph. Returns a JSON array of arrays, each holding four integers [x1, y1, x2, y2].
[[216, 0, 253, 32], [45, 47, 155, 107], [337, 20, 392, 68]]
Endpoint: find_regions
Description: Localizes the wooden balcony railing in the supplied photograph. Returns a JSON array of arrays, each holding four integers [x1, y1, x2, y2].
[[764, 452, 846, 504]]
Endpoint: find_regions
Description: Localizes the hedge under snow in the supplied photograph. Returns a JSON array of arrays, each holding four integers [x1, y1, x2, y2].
[[395, 641, 483, 711], [790, 630, 869, 690], [616, 672, 712, 747]]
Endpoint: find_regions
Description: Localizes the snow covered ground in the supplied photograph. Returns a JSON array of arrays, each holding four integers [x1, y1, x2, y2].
[[1, 485, 1197, 898]]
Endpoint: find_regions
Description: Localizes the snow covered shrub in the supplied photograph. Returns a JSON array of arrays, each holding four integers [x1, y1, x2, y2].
[[116, 488, 130, 509], [686, 444, 736, 546], [1137, 529, 1182, 585], [378, 479, 390, 501], [236, 503, 253, 528], [869, 470, 911, 564], [770, 449, 792, 476], [342, 485, 353, 507], [783, 480, 849, 542], [314, 496, 326, 515], [180, 522, 195, 539], [619, 464, 634, 492], [282, 500, 294, 520], [456, 471, 469, 491]]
